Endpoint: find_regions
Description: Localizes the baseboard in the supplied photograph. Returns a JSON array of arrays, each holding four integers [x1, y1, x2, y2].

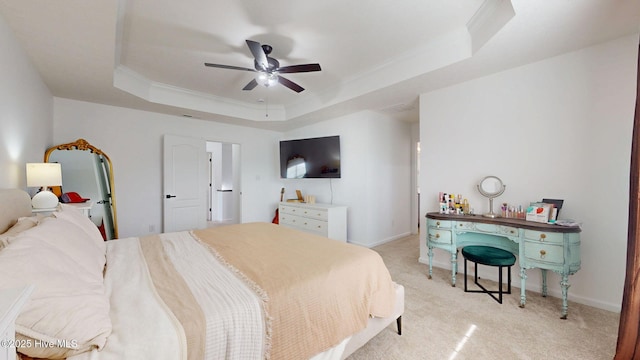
[[350, 232, 412, 248], [418, 257, 622, 313]]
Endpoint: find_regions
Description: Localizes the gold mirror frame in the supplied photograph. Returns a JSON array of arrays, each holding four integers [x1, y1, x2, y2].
[[44, 139, 118, 238]]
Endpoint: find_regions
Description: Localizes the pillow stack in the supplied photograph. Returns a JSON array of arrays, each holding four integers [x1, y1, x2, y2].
[[0, 204, 112, 359]]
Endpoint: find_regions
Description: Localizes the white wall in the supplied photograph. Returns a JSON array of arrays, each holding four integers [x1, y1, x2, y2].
[[419, 34, 638, 312], [0, 12, 53, 189], [283, 110, 414, 247], [53, 98, 283, 238]]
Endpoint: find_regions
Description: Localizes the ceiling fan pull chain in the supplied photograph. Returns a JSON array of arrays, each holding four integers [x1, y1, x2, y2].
[[265, 94, 269, 118]]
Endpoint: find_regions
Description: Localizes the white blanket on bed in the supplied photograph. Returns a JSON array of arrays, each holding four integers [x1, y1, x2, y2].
[[69, 233, 265, 360]]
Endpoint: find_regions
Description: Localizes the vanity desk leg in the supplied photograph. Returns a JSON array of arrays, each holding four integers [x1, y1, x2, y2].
[[427, 247, 433, 279], [560, 274, 570, 319], [541, 269, 548, 297], [519, 267, 527, 308], [451, 252, 458, 287]]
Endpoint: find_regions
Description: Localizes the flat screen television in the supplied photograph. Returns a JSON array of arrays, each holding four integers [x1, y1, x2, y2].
[[279, 136, 341, 178]]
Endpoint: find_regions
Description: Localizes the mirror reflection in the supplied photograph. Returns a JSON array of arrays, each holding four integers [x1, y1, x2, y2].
[[286, 156, 307, 179], [45, 139, 118, 239], [479, 176, 504, 196]]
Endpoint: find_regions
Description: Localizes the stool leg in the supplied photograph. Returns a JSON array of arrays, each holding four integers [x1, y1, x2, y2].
[[498, 266, 503, 304], [474, 261, 479, 287], [507, 265, 512, 294], [464, 258, 468, 292]]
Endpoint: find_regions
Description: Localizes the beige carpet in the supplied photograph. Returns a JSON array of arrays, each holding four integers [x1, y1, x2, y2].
[[347, 234, 620, 360]]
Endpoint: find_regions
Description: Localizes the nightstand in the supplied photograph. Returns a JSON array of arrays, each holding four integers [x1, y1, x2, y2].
[[32, 201, 93, 218], [0, 286, 34, 360]]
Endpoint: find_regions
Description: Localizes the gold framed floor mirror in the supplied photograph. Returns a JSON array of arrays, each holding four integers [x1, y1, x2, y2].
[[44, 139, 118, 239]]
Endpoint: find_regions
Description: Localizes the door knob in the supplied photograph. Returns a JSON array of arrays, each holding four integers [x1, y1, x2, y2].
[[165, 194, 177, 199]]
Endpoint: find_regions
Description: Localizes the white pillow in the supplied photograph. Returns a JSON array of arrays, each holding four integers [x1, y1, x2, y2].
[[53, 203, 106, 250], [33, 216, 106, 274], [0, 217, 111, 359], [0, 216, 39, 249]]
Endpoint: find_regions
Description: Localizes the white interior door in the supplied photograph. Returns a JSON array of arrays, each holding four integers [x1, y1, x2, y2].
[[163, 134, 208, 232]]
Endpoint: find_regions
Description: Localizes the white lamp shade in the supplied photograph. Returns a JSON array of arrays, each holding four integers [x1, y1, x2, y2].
[[26, 163, 62, 187], [26, 163, 62, 209]]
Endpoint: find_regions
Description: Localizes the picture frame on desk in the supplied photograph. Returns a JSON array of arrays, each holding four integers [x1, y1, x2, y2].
[[526, 202, 553, 223], [542, 198, 564, 220]]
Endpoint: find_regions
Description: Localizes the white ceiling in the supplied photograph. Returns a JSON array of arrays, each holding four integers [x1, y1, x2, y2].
[[0, 0, 638, 131]]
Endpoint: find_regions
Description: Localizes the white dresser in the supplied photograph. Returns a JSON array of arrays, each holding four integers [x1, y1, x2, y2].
[[0, 286, 34, 360], [278, 202, 347, 242]]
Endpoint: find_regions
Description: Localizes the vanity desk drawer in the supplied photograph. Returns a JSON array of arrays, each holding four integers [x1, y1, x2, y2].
[[497, 225, 519, 237], [455, 222, 496, 233], [523, 241, 564, 265], [427, 218, 451, 229], [427, 229, 452, 244], [523, 229, 564, 244]]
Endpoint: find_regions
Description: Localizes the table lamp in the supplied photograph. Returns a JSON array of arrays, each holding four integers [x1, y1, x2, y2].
[[26, 163, 62, 209]]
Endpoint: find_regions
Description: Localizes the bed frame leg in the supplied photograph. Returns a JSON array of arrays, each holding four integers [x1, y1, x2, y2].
[[396, 316, 402, 335]]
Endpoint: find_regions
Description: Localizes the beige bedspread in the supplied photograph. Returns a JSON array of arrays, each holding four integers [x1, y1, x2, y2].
[[192, 222, 396, 360], [69, 222, 395, 360]]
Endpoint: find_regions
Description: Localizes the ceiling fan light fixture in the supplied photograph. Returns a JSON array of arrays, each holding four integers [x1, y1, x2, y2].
[[256, 72, 278, 87], [205, 40, 320, 92]]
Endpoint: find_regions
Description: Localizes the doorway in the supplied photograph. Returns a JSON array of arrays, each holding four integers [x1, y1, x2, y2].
[[207, 141, 241, 227], [163, 135, 241, 232]]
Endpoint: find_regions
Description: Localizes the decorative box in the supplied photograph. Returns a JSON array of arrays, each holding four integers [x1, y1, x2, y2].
[[526, 203, 553, 223]]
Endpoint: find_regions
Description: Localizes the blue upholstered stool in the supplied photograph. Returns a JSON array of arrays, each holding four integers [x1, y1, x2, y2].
[[462, 245, 516, 304]]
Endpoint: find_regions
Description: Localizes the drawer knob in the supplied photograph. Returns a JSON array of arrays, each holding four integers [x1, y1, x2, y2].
[[540, 249, 546, 258], [435, 233, 440, 239], [436, 221, 440, 228], [304, 222, 308, 225], [510, 230, 515, 234], [540, 234, 546, 241], [317, 225, 321, 229]]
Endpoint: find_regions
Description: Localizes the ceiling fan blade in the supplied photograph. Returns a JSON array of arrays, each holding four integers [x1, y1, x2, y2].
[[204, 63, 256, 72], [277, 75, 304, 93], [246, 40, 268, 71], [277, 63, 322, 74], [242, 78, 258, 91]]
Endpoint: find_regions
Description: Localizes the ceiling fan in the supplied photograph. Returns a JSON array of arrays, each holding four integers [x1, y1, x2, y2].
[[204, 40, 321, 93]]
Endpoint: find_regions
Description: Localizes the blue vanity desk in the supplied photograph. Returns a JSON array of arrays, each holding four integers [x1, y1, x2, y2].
[[426, 212, 581, 319]]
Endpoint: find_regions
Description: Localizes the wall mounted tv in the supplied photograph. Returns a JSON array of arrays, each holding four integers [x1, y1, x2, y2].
[[280, 136, 341, 179]]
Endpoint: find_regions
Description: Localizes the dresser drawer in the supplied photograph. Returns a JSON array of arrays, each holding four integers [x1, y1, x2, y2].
[[280, 214, 328, 235], [428, 229, 452, 244], [280, 204, 328, 221], [427, 218, 451, 229], [524, 241, 564, 265], [523, 229, 564, 244]]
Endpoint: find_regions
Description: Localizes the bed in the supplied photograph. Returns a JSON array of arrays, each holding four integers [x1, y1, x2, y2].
[[0, 189, 404, 360]]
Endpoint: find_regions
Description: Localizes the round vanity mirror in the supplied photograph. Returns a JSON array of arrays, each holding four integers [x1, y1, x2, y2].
[[477, 176, 506, 218]]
